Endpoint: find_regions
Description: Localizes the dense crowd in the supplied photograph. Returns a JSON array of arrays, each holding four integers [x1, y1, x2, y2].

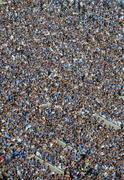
[[0, 0, 124, 179]]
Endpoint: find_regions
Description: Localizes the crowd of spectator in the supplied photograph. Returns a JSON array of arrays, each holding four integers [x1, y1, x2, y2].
[[0, 0, 124, 179]]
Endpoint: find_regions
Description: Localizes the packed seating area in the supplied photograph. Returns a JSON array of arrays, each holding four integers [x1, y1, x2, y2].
[[0, 0, 124, 179]]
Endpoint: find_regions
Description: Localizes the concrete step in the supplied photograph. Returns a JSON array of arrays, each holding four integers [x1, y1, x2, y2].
[[118, 96, 124, 100], [57, 139, 73, 150], [0, 0, 7, 4], [35, 155, 64, 175], [93, 113, 121, 130]]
